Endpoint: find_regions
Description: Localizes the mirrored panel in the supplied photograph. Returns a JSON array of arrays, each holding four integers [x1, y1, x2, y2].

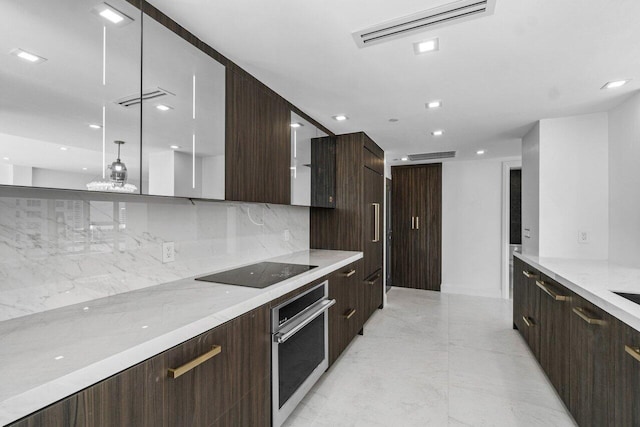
[[0, 0, 142, 192], [290, 112, 333, 207], [141, 14, 225, 199]]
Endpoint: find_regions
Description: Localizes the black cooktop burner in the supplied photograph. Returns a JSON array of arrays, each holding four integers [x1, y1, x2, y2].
[[195, 262, 318, 288]]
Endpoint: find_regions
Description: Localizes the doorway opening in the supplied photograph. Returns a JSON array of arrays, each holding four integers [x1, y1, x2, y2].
[[501, 160, 522, 299]]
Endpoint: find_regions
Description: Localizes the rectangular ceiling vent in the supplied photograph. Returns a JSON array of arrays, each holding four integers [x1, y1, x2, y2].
[[352, 0, 495, 48], [408, 151, 456, 161], [115, 87, 175, 108]]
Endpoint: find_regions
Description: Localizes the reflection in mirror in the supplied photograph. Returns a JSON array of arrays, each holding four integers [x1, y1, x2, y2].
[[142, 14, 225, 199], [0, 0, 141, 192], [290, 112, 328, 206]]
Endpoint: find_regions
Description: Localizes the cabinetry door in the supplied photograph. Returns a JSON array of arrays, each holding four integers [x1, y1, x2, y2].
[[391, 166, 419, 287], [536, 275, 572, 404], [612, 319, 640, 426], [569, 296, 614, 427], [163, 306, 270, 426], [512, 257, 526, 331], [363, 165, 383, 279], [328, 261, 362, 366], [226, 69, 290, 204]]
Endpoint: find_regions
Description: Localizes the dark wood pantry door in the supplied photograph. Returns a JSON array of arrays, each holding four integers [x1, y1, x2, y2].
[[391, 164, 441, 291]]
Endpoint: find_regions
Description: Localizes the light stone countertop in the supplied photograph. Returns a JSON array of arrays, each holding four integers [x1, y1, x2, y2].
[[515, 253, 640, 332], [0, 249, 362, 426]]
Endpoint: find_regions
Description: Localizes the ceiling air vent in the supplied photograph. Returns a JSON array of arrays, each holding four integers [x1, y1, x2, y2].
[[115, 87, 175, 108], [408, 151, 456, 161], [352, 0, 496, 48]]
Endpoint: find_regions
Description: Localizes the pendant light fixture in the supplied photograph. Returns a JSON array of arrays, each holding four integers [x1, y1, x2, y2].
[[87, 140, 138, 193]]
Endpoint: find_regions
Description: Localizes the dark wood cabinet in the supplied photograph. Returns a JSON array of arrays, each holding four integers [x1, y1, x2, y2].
[[10, 306, 270, 427], [225, 68, 291, 205], [536, 275, 572, 404], [328, 260, 363, 366], [311, 132, 385, 329], [612, 319, 640, 426], [391, 164, 442, 291], [311, 136, 337, 208], [568, 294, 614, 427]]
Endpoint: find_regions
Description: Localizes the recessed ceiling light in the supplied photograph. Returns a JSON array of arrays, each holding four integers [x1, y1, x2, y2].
[[431, 130, 444, 136], [156, 104, 172, 111], [59, 147, 68, 151], [91, 3, 133, 26], [290, 122, 303, 128], [10, 48, 47, 64], [602, 79, 630, 90], [477, 150, 485, 155], [89, 124, 102, 129], [401, 157, 409, 161], [333, 115, 348, 121], [389, 118, 399, 122], [426, 100, 442, 109], [413, 38, 439, 55], [82, 167, 88, 171], [2, 157, 9, 161], [54, 355, 64, 360], [170, 145, 181, 149]]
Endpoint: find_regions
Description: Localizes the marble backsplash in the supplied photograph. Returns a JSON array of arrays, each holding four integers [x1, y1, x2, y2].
[[0, 189, 309, 321]]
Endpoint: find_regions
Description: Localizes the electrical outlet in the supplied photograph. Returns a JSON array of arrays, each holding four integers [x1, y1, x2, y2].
[[162, 241, 175, 263], [283, 229, 290, 242], [578, 231, 589, 244]]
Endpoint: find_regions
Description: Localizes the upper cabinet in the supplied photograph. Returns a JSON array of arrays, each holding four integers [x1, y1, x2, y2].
[[290, 112, 335, 208], [141, 12, 225, 199], [0, 0, 142, 192]]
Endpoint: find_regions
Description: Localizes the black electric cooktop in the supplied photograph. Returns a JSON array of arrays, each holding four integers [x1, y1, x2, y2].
[[195, 262, 318, 289], [613, 291, 640, 306]]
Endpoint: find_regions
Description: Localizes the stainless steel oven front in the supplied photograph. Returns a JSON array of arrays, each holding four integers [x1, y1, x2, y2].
[[271, 281, 335, 427]]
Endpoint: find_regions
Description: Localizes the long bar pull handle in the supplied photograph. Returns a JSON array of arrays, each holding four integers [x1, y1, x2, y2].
[[344, 308, 356, 319], [522, 270, 537, 279], [168, 345, 222, 379], [344, 269, 356, 278], [535, 280, 569, 301], [522, 316, 534, 327], [572, 307, 606, 325], [372, 203, 380, 242], [368, 274, 381, 285], [275, 299, 336, 344], [411, 216, 415, 230], [625, 345, 640, 363], [415, 216, 419, 230]]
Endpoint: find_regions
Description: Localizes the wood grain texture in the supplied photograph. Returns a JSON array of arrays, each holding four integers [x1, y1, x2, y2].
[[568, 294, 615, 427], [328, 260, 363, 366], [537, 275, 572, 405], [512, 257, 526, 331], [363, 147, 384, 175], [612, 319, 640, 427], [225, 69, 290, 204], [391, 164, 441, 291], [311, 136, 336, 208], [363, 166, 384, 279]]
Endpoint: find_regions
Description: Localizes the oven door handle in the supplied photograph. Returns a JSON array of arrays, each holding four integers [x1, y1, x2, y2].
[[274, 298, 336, 344]]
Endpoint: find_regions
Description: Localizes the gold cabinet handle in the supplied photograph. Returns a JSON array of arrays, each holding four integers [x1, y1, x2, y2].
[[344, 308, 356, 319], [572, 307, 606, 325], [344, 269, 356, 278], [372, 203, 380, 242], [522, 270, 537, 279], [415, 216, 419, 230], [368, 274, 381, 285], [625, 345, 640, 363], [535, 280, 569, 301], [411, 216, 415, 230], [522, 315, 534, 327], [168, 345, 222, 379]]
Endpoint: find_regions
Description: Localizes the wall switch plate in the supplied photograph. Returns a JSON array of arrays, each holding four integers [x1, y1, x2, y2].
[[162, 241, 175, 263], [283, 229, 290, 242], [524, 228, 531, 239], [578, 231, 589, 244]]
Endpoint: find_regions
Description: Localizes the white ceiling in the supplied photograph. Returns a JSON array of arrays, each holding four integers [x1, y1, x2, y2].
[[147, 0, 640, 164]]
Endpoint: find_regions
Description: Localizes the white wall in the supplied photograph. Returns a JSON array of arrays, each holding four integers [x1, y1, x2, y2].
[[521, 123, 540, 256], [442, 159, 504, 298], [538, 113, 609, 259], [609, 92, 640, 267]]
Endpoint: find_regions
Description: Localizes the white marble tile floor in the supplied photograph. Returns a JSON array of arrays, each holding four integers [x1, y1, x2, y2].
[[283, 287, 577, 427]]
